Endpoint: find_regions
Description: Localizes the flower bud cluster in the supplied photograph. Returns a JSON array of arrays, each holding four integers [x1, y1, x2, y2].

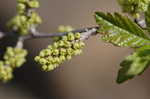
[[0, 47, 28, 82], [7, 0, 42, 35], [0, 61, 13, 82], [58, 25, 74, 32], [35, 32, 85, 71], [118, 0, 150, 17], [4, 47, 28, 68]]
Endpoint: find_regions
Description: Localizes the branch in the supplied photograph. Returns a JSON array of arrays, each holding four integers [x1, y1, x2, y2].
[[0, 31, 6, 39], [15, 37, 24, 48], [134, 18, 146, 28], [6, 26, 98, 49], [22, 26, 99, 40]]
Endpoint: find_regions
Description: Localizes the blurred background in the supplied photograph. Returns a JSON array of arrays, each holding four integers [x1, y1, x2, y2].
[[0, 0, 150, 99]]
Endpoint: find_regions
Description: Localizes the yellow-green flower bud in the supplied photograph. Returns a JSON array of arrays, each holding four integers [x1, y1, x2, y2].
[[52, 49, 59, 56], [75, 33, 81, 39], [42, 65, 48, 71], [74, 49, 82, 55], [59, 56, 66, 61], [117, 0, 150, 16], [73, 42, 80, 49], [58, 25, 74, 32], [62, 36, 68, 41], [17, 3, 26, 14], [39, 58, 47, 65], [28, 0, 40, 8], [17, 0, 27, 3], [60, 48, 66, 56], [66, 55, 72, 60], [67, 33, 75, 41]]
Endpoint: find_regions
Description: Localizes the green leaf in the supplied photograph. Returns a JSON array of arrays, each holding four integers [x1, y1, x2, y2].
[[95, 12, 150, 47], [95, 12, 150, 83], [117, 45, 150, 84], [145, 4, 150, 32]]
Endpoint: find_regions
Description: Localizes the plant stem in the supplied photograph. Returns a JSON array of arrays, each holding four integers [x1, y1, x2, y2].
[[28, 26, 99, 40]]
